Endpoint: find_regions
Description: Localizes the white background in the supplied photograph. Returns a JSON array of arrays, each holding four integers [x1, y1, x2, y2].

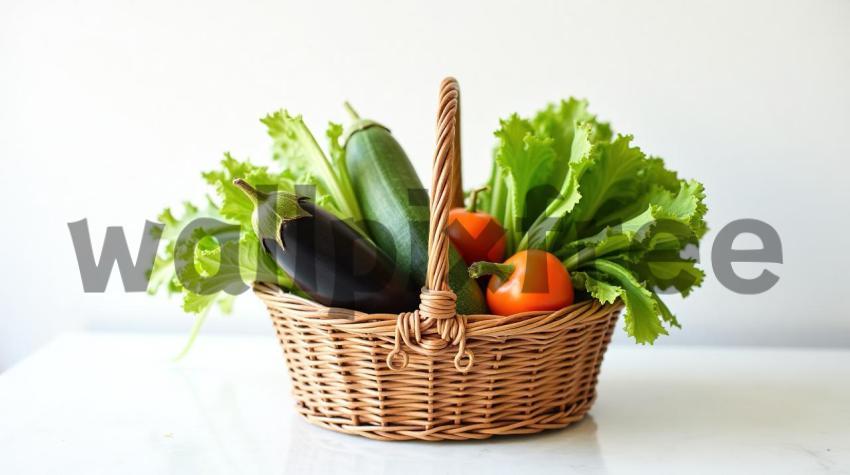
[[1, 0, 848, 371]]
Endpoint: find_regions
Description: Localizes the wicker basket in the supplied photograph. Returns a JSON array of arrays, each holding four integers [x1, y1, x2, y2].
[[254, 78, 622, 441]]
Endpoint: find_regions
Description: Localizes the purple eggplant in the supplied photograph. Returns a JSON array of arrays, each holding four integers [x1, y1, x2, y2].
[[234, 179, 418, 313]]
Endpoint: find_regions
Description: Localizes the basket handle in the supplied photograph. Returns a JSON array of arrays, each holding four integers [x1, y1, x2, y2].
[[387, 77, 473, 372], [425, 77, 461, 293], [448, 82, 464, 210]]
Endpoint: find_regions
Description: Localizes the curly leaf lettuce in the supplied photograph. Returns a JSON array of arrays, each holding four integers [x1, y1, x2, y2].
[[261, 111, 364, 231], [150, 113, 364, 354], [531, 98, 612, 189], [492, 114, 556, 252], [483, 98, 708, 344]]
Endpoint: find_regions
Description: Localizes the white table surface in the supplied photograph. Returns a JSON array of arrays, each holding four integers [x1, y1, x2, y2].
[[0, 333, 847, 475]]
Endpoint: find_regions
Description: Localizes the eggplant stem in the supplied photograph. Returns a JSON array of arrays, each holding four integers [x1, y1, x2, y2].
[[233, 178, 267, 204], [469, 261, 515, 281]]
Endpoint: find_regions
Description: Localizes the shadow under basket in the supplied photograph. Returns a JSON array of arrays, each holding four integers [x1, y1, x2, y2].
[[253, 78, 622, 441]]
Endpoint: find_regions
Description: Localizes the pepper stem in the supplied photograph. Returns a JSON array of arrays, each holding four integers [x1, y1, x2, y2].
[[467, 186, 489, 213], [468, 261, 515, 281], [343, 101, 361, 121]]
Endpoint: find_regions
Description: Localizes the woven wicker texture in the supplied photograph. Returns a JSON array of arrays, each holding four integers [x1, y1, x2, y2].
[[255, 78, 622, 441]]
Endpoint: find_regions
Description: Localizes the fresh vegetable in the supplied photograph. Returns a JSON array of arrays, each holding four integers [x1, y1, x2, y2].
[[149, 93, 707, 349], [343, 107, 486, 314], [149, 115, 370, 354], [477, 99, 707, 343], [447, 186, 506, 265], [469, 250, 575, 316], [233, 179, 418, 313], [262, 111, 366, 233]]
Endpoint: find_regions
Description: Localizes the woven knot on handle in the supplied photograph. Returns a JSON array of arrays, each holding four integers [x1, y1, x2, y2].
[[418, 288, 456, 321], [387, 288, 473, 373]]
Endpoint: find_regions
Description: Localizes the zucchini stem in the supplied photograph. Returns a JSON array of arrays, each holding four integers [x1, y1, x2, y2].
[[343, 101, 361, 121], [469, 261, 515, 281]]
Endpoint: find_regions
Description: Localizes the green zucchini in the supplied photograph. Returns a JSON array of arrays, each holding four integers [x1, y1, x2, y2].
[[345, 119, 487, 314]]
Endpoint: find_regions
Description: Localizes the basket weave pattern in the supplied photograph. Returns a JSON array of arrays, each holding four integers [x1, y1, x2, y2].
[[254, 78, 621, 441]]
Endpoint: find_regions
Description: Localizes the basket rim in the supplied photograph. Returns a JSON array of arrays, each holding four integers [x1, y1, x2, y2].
[[253, 281, 622, 339]]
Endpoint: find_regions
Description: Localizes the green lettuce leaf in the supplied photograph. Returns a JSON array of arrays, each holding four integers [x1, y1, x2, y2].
[[493, 114, 556, 252], [590, 259, 668, 344], [261, 111, 364, 230], [201, 153, 287, 224], [560, 179, 707, 260], [481, 97, 708, 344], [564, 135, 652, 238], [519, 123, 599, 250], [326, 121, 346, 170], [572, 271, 620, 305], [150, 108, 377, 355], [531, 98, 612, 189], [561, 177, 706, 343]]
